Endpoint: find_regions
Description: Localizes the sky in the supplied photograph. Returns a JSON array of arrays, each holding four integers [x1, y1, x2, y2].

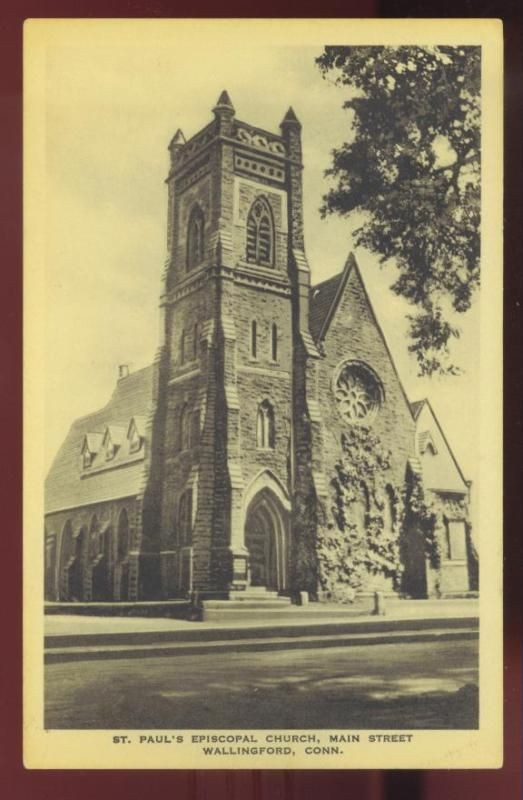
[[40, 25, 479, 487]]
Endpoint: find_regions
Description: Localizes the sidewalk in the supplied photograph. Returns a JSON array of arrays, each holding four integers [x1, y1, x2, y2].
[[45, 597, 478, 636], [44, 599, 479, 664]]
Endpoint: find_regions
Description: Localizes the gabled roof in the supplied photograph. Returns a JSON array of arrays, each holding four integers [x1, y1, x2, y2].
[[103, 425, 126, 448], [412, 397, 468, 492], [81, 432, 104, 454], [311, 252, 416, 421], [310, 252, 364, 343], [309, 271, 345, 341], [410, 400, 426, 420], [45, 365, 154, 515], [128, 415, 147, 439]]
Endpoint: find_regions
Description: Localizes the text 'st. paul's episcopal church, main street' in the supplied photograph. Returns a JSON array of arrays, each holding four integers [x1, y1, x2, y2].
[[45, 92, 476, 608]]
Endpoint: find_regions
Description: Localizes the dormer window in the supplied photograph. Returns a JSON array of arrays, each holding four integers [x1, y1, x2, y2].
[[127, 416, 146, 454], [102, 426, 125, 462], [246, 197, 274, 267], [80, 432, 103, 470], [129, 432, 141, 453]]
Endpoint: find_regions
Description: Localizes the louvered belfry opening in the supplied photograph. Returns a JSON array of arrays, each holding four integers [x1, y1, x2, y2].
[[246, 197, 274, 267]]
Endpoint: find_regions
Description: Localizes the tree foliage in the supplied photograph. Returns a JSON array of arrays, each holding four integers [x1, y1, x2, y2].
[[317, 46, 480, 375]]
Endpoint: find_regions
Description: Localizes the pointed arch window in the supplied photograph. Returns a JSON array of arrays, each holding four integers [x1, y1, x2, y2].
[[193, 322, 199, 360], [271, 323, 278, 361], [178, 490, 193, 546], [117, 509, 130, 561], [89, 515, 100, 559], [180, 405, 191, 451], [251, 320, 258, 359], [180, 329, 186, 365], [246, 197, 274, 267], [190, 408, 201, 448], [256, 400, 275, 449], [187, 205, 205, 270]]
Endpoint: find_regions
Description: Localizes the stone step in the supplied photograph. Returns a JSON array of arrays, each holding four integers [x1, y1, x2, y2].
[[202, 608, 334, 623], [203, 599, 292, 611], [229, 587, 280, 597], [226, 593, 289, 603]]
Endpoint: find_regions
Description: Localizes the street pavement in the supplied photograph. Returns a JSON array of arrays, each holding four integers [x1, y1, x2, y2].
[[45, 638, 478, 730]]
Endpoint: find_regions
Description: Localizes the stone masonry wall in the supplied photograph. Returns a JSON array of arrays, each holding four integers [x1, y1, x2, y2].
[[426, 491, 474, 596], [160, 277, 219, 597], [318, 267, 416, 492], [45, 496, 142, 602], [315, 266, 417, 593]]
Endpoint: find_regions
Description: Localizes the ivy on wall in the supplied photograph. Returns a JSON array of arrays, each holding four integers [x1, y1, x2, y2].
[[403, 467, 441, 569], [317, 426, 404, 601]]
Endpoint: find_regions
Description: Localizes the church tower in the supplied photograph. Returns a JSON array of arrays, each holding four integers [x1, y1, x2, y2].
[[153, 92, 314, 598]]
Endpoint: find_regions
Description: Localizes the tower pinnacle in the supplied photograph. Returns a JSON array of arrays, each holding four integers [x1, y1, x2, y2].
[[280, 106, 301, 127], [213, 90, 235, 113], [168, 128, 186, 150]]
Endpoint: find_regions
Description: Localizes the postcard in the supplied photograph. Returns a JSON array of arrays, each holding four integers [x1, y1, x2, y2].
[[24, 17, 503, 769]]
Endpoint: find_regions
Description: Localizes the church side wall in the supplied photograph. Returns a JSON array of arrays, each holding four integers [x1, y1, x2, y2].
[[44, 496, 143, 602]]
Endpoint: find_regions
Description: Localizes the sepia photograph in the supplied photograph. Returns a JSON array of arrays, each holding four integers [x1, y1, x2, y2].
[[24, 18, 502, 769]]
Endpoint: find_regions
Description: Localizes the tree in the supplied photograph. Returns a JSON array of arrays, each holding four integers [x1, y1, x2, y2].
[[317, 46, 480, 375]]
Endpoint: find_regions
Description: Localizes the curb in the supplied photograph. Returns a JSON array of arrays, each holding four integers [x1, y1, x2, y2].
[[45, 619, 479, 664]]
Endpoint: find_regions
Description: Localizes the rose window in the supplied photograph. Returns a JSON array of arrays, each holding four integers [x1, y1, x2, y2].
[[334, 362, 383, 424]]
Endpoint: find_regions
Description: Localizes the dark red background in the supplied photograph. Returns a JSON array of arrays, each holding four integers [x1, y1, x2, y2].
[[1, 1, 521, 798]]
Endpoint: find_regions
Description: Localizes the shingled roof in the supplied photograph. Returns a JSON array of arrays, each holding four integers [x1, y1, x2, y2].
[[309, 271, 345, 341], [45, 365, 155, 515]]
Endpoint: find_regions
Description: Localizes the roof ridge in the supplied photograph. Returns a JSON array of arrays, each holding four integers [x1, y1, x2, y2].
[[71, 364, 154, 424], [409, 398, 428, 420], [311, 269, 343, 292]]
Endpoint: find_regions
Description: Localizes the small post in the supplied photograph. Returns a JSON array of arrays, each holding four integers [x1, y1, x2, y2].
[[299, 591, 309, 606], [374, 591, 386, 616]]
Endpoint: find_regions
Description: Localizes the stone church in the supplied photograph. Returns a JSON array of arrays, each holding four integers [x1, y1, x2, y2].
[[44, 91, 475, 606]]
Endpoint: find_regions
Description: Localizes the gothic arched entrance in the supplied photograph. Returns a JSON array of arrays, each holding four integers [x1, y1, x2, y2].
[[244, 487, 289, 593]]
